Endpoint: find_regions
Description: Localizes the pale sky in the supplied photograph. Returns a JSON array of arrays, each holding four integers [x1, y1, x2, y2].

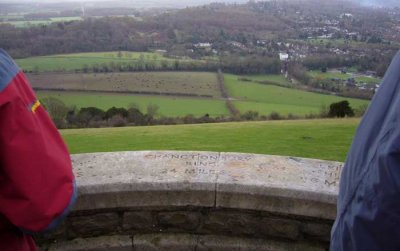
[[0, 0, 247, 2]]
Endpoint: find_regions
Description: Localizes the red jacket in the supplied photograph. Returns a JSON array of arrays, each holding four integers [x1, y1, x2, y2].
[[0, 49, 76, 251]]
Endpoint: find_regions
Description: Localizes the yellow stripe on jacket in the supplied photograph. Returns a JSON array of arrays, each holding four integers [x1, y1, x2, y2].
[[31, 100, 41, 113]]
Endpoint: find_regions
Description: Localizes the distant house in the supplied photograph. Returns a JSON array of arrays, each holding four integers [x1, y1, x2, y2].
[[229, 41, 247, 50], [365, 70, 377, 76], [194, 43, 212, 49], [346, 78, 356, 87], [317, 34, 333, 39], [256, 40, 267, 46], [347, 32, 358, 36], [332, 48, 343, 55], [279, 52, 289, 61], [340, 13, 353, 18]]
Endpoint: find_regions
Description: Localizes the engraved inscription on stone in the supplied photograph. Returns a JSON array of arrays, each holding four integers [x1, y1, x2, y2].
[[145, 153, 253, 177], [324, 164, 342, 187], [141, 152, 343, 190], [145, 153, 253, 162]]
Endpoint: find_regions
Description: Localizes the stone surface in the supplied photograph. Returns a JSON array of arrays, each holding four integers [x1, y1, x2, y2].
[[158, 211, 202, 231], [71, 151, 342, 219], [201, 211, 300, 240], [197, 235, 324, 251], [68, 213, 120, 238], [301, 222, 333, 242], [38, 151, 340, 249], [72, 151, 219, 211], [123, 211, 156, 232], [48, 235, 132, 251], [215, 153, 342, 219], [133, 234, 197, 251]]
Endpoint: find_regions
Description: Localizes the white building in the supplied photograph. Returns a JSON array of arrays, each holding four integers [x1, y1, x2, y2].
[[194, 43, 212, 49], [279, 53, 289, 61]]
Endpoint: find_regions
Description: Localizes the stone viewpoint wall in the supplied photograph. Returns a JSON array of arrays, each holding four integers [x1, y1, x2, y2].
[[36, 151, 342, 251]]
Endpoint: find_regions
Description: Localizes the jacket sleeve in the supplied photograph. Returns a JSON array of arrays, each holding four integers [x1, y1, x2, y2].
[[0, 49, 77, 233]]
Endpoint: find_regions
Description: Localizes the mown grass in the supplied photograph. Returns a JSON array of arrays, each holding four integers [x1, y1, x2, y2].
[[234, 101, 316, 116], [16, 51, 198, 72], [38, 91, 229, 117], [224, 74, 369, 116], [61, 118, 360, 162], [241, 74, 291, 85]]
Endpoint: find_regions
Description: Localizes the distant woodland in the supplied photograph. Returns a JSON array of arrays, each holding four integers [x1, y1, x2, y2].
[[1, 1, 399, 76]]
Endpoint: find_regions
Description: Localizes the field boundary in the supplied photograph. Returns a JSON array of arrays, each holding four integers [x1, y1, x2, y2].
[[218, 70, 240, 117], [33, 87, 214, 99]]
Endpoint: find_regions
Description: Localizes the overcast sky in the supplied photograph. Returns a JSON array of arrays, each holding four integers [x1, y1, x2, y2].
[[0, 0, 247, 2], [0, 0, 397, 7]]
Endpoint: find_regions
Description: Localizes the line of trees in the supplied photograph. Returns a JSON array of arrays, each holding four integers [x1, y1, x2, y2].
[[25, 54, 281, 75]]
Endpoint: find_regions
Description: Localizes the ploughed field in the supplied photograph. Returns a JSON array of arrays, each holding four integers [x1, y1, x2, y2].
[[29, 72, 221, 98], [61, 118, 359, 162]]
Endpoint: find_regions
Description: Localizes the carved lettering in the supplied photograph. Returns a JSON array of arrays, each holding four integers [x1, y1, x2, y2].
[[146, 153, 252, 162], [183, 168, 219, 176]]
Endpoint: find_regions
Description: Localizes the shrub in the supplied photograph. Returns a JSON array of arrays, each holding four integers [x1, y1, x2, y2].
[[127, 107, 146, 125], [328, 100, 355, 118], [105, 107, 128, 119], [269, 112, 283, 120], [319, 104, 329, 118], [40, 97, 70, 128], [241, 110, 259, 121], [108, 114, 127, 127], [354, 104, 369, 117]]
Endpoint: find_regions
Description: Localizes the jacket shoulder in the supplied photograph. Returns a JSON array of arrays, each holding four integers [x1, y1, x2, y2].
[[0, 49, 20, 93]]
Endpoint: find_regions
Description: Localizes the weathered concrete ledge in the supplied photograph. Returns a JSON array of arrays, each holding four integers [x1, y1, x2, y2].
[[37, 151, 342, 251]]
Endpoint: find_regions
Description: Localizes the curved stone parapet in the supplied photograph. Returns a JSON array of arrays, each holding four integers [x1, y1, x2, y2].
[[37, 151, 343, 251]]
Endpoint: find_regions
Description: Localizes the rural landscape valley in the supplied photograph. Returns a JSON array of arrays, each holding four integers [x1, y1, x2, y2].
[[1, 0, 399, 161]]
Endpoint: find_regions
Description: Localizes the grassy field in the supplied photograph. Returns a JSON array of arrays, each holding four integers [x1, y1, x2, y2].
[[29, 72, 221, 98], [224, 74, 369, 116], [309, 70, 381, 84], [16, 51, 199, 72], [309, 71, 349, 80], [306, 38, 367, 47], [38, 91, 229, 117], [1, 17, 83, 28], [61, 118, 360, 162], [241, 74, 291, 84]]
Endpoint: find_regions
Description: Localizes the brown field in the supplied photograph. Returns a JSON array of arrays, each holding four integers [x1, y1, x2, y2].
[[27, 72, 221, 98]]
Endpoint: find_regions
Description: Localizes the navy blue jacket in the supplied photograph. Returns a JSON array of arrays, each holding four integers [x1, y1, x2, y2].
[[331, 51, 400, 250]]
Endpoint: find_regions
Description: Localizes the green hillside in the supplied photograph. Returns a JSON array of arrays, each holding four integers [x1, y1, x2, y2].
[[16, 51, 200, 72], [224, 74, 369, 116], [38, 91, 229, 117], [62, 118, 360, 162]]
